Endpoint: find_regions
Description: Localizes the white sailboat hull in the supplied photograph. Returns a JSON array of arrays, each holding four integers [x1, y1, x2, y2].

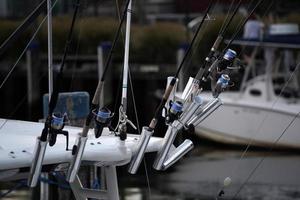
[[195, 93, 300, 149]]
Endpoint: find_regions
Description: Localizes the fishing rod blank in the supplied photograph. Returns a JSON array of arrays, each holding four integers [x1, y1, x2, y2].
[[67, 0, 131, 183], [28, 0, 81, 187]]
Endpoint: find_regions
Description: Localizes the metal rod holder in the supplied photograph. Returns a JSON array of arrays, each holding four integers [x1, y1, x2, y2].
[[181, 77, 195, 101], [66, 136, 88, 183], [180, 95, 203, 125], [163, 139, 193, 170], [28, 137, 48, 187], [128, 126, 153, 174], [153, 121, 184, 171], [187, 98, 222, 126]]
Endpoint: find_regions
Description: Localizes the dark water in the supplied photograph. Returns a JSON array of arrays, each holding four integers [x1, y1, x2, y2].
[[2, 146, 300, 200]]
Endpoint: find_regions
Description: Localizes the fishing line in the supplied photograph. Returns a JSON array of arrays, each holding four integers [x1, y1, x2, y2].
[[68, 0, 88, 92], [218, 53, 299, 199], [115, 0, 152, 196], [0, 69, 49, 131], [0, 0, 59, 90], [232, 110, 300, 199], [0, 0, 47, 57], [218, 0, 237, 36], [128, 67, 153, 198]]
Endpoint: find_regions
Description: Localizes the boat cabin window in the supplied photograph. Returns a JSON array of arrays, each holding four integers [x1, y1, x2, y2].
[[249, 89, 261, 96]]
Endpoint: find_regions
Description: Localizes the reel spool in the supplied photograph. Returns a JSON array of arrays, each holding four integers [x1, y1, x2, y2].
[[93, 107, 113, 138], [218, 49, 237, 72], [166, 100, 183, 124], [213, 74, 230, 97], [49, 113, 69, 149]]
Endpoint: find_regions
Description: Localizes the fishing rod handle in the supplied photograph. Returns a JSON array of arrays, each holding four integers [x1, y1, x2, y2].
[[211, 35, 223, 52], [149, 78, 176, 129]]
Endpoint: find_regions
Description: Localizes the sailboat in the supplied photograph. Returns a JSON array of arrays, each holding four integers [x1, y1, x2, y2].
[[195, 23, 300, 149]]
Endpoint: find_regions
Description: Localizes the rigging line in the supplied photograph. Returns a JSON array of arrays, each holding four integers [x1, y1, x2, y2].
[[0, 0, 59, 91], [239, 60, 300, 159], [129, 65, 152, 196], [232, 111, 300, 199], [117, 0, 152, 196], [0, 0, 47, 57], [128, 66, 152, 198], [221, 60, 300, 198], [0, 69, 49, 131]]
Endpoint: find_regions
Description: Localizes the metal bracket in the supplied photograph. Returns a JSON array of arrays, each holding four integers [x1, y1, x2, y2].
[[69, 166, 119, 200]]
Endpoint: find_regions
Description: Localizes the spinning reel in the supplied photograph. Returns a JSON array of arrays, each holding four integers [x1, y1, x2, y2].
[[217, 49, 237, 72], [213, 74, 231, 98], [48, 113, 70, 150], [93, 107, 113, 138], [165, 100, 183, 124]]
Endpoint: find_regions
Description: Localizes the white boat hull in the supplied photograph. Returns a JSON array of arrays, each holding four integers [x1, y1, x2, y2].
[[195, 94, 300, 149]]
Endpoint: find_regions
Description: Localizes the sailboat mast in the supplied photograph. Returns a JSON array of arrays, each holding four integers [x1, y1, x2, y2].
[[47, 0, 53, 100], [121, 0, 132, 114]]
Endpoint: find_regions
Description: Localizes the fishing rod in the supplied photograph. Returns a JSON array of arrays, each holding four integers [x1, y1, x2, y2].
[[0, 0, 47, 58], [199, 0, 265, 90], [152, 0, 267, 172], [28, 0, 81, 187], [180, 0, 242, 104], [128, 0, 214, 174], [116, 0, 137, 141], [66, 0, 131, 183]]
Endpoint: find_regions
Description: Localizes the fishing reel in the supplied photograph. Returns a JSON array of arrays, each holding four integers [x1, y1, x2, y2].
[[116, 105, 137, 141], [48, 113, 70, 150], [93, 107, 113, 138], [165, 100, 183, 124], [213, 74, 231, 98], [217, 49, 237, 72]]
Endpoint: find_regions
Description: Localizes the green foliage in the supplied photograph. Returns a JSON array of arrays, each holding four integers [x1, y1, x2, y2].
[[132, 22, 186, 63]]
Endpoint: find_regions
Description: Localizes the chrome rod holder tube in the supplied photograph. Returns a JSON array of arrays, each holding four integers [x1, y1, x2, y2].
[[181, 77, 195, 101], [128, 126, 153, 174], [28, 137, 48, 187], [66, 136, 88, 183], [180, 95, 203, 125], [153, 121, 183, 171], [163, 139, 193, 170], [187, 98, 222, 126]]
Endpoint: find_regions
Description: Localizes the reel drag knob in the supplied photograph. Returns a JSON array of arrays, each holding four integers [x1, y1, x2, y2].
[[94, 107, 112, 138]]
